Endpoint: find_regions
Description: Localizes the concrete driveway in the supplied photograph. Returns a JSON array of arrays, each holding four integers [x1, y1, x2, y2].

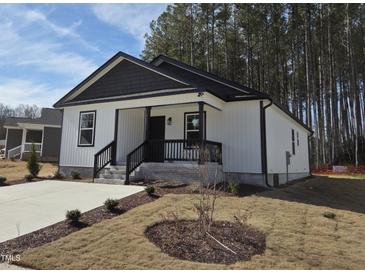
[[0, 180, 144, 243]]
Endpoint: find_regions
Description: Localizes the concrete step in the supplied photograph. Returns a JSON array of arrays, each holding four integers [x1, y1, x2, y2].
[[108, 165, 127, 171], [102, 170, 126, 176], [94, 178, 125, 185], [99, 174, 126, 180]]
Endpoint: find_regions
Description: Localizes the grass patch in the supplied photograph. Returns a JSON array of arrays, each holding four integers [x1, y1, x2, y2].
[[17, 176, 365, 270], [0, 160, 57, 184]]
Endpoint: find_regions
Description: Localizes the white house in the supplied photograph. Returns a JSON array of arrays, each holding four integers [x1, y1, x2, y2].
[[54, 51, 312, 187]]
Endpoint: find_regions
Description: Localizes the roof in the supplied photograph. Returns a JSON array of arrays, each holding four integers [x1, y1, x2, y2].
[[4, 108, 62, 128], [151, 54, 270, 101], [52, 51, 310, 132]]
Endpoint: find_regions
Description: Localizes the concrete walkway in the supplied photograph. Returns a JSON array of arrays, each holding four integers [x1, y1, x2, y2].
[[0, 180, 144, 243]]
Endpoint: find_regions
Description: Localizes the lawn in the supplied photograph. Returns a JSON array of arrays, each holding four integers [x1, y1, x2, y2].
[[0, 160, 57, 183], [17, 176, 365, 270]]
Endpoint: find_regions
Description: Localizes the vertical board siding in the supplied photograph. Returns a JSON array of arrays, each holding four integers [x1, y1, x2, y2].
[[151, 103, 221, 142], [266, 105, 309, 174], [116, 108, 145, 163], [221, 101, 262, 173], [60, 105, 115, 167]]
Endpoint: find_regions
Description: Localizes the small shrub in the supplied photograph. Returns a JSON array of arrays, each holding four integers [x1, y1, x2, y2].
[[27, 144, 41, 177], [25, 174, 34, 182], [145, 185, 155, 196], [66, 209, 81, 222], [52, 170, 64, 179], [227, 181, 239, 194], [323, 211, 336, 219], [104, 198, 119, 211], [0, 176, 7, 184], [71, 171, 81, 180]]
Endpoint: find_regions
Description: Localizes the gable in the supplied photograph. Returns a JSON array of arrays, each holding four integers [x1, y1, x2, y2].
[[70, 59, 188, 103]]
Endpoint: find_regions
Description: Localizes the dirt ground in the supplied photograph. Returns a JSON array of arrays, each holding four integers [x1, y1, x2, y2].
[[0, 160, 57, 183], [17, 176, 365, 270]]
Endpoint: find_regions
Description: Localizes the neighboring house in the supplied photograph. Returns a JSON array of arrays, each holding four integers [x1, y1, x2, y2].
[[0, 139, 5, 148], [4, 108, 62, 162], [54, 51, 312, 187]]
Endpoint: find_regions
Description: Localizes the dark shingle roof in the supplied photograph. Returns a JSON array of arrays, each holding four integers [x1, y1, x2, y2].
[[151, 54, 270, 101], [4, 108, 62, 127]]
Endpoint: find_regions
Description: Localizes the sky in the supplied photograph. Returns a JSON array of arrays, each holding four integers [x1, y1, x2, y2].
[[0, 4, 168, 108]]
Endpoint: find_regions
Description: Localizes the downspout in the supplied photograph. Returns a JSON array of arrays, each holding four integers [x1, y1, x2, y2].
[[260, 99, 273, 188], [307, 130, 314, 176]]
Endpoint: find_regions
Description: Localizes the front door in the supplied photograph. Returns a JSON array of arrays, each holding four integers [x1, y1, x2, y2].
[[148, 116, 165, 162]]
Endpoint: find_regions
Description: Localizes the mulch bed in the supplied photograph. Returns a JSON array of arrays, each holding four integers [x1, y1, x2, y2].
[[0, 190, 156, 257], [145, 220, 266, 264], [0, 180, 266, 260]]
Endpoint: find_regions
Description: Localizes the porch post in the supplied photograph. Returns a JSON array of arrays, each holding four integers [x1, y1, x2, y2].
[[20, 128, 26, 160], [198, 102, 204, 164], [112, 109, 119, 165], [144, 106, 151, 161], [144, 106, 151, 141]]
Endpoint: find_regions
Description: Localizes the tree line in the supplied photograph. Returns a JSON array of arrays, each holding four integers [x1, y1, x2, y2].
[[142, 3, 365, 166], [0, 103, 41, 139]]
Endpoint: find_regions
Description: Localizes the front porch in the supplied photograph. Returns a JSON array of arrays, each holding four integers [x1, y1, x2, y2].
[[6, 127, 43, 160], [93, 101, 223, 183]]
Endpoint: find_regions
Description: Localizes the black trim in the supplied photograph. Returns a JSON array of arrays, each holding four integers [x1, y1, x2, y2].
[[77, 110, 96, 147], [183, 110, 207, 144], [112, 109, 119, 165], [260, 99, 273, 188], [145, 107, 151, 141]]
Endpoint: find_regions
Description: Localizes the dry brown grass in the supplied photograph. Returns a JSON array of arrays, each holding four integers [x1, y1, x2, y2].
[[0, 160, 57, 183], [18, 176, 365, 270]]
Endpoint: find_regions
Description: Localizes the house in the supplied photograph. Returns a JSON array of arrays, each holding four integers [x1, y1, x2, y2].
[[54, 51, 312, 187], [4, 108, 62, 162]]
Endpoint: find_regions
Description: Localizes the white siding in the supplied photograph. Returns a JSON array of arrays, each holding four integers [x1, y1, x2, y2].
[[151, 104, 221, 142], [116, 108, 145, 163], [221, 101, 262, 173], [60, 105, 115, 167], [266, 105, 310, 174]]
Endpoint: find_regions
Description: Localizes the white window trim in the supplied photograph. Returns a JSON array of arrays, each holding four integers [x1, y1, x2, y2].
[[78, 111, 96, 147]]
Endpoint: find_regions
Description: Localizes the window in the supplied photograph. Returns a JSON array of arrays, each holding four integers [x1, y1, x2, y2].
[[78, 111, 96, 146], [291, 129, 295, 155], [26, 130, 42, 143], [297, 131, 299, 146], [184, 112, 206, 146]]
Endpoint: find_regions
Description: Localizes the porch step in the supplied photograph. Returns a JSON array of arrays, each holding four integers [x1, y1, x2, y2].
[[97, 165, 135, 182], [94, 178, 125, 185]]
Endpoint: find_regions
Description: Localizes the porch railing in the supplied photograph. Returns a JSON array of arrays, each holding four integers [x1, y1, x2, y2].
[[7, 145, 22, 159], [125, 140, 148, 183], [24, 143, 42, 153], [125, 139, 222, 184], [93, 141, 116, 179]]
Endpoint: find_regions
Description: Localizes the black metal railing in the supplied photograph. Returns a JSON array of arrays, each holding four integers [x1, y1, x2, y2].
[[125, 139, 222, 183], [125, 140, 148, 183], [93, 141, 116, 179]]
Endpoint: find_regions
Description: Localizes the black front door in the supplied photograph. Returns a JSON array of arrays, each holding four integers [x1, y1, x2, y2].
[[148, 116, 165, 162]]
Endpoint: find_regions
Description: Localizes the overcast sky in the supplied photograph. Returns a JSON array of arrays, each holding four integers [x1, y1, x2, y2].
[[0, 4, 167, 107]]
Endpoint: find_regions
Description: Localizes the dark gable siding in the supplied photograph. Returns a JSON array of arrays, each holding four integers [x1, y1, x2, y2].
[[71, 60, 187, 102]]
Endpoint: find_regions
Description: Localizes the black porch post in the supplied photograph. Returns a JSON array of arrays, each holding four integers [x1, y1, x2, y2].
[[145, 106, 151, 140], [198, 102, 204, 164], [144, 106, 151, 161], [112, 109, 119, 165]]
